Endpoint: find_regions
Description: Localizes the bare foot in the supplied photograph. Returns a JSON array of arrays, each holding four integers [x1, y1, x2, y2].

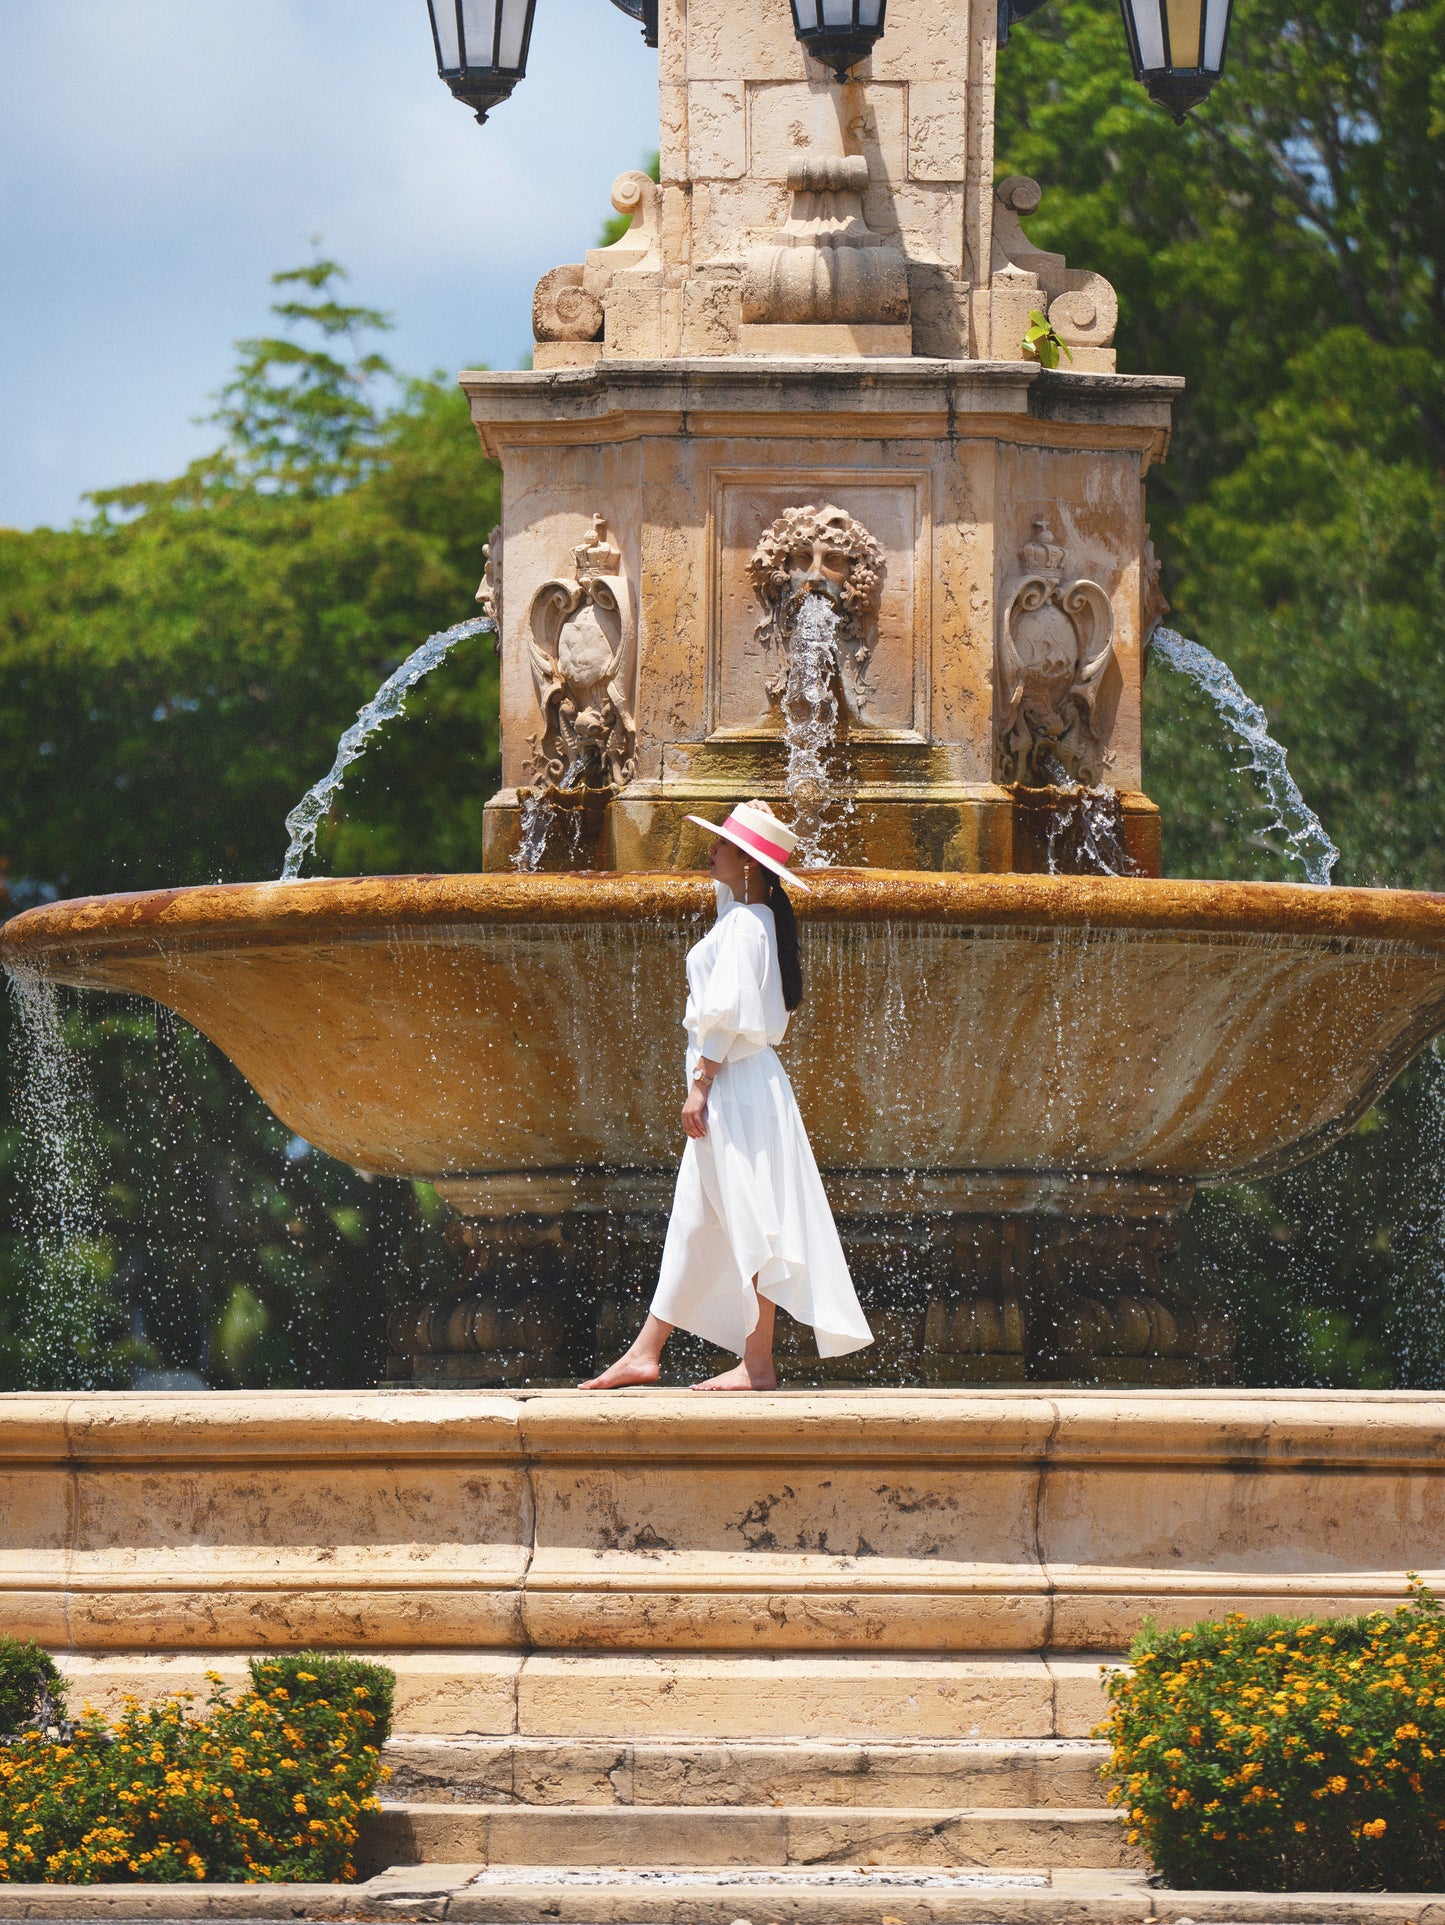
[[691, 1360, 778, 1392], [579, 1353, 661, 1390]]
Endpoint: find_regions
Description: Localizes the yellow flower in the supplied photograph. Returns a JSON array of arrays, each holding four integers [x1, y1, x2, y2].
[[1362, 1818, 1388, 1839]]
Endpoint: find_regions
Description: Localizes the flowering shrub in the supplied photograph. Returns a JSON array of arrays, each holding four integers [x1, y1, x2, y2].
[[1100, 1584, 1445, 1890], [0, 1656, 393, 1883]]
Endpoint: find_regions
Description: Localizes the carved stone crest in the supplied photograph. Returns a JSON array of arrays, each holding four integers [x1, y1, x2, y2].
[[748, 503, 885, 724], [525, 516, 636, 788], [996, 521, 1117, 787]]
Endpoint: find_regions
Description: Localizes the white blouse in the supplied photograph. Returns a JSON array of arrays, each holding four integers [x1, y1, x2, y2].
[[683, 884, 790, 1065]]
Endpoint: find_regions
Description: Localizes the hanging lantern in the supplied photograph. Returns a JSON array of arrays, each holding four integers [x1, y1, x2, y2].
[[789, 0, 888, 83], [1117, 0, 1234, 120], [425, 0, 540, 124]]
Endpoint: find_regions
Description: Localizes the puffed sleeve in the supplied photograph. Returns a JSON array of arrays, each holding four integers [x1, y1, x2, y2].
[[694, 911, 772, 1063]]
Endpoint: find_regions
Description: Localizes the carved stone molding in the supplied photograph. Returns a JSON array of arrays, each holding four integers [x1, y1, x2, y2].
[[989, 176, 1118, 366], [741, 156, 910, 329], [996, 520, 1117, 787], [749, 503, 885, 723], [525, 515, 636, 788]]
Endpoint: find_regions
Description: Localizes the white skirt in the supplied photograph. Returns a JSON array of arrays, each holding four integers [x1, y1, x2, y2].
[[650, 1046, 874, 1359]]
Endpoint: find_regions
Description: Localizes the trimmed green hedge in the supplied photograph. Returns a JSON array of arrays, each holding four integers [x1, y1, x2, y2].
[[0, 1653, 394, 1883], [1100, 1585, 1445, 1890], [0, 1640, 65, 1737]]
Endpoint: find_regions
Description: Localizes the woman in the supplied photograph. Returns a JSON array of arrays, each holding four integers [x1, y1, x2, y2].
[[583, 799, 873, 1391]]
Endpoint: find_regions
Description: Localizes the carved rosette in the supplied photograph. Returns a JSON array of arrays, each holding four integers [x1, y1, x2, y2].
[[996, 521, 1118, 787], [525, 516, 636, 789], [748, 503, 885, 724]]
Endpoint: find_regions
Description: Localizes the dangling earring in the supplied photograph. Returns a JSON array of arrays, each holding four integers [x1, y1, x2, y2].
[[742, 864, 751, 905]]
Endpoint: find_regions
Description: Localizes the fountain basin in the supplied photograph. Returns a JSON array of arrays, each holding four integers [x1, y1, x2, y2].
[[6, 869, 1445, 1190]]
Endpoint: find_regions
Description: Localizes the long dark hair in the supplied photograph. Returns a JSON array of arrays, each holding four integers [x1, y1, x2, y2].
[[764, 868, 804, 1012]]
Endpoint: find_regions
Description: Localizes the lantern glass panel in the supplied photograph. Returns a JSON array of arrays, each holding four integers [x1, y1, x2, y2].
[[460, 0, 498, 65], [821, 0, 854, 22], [431, 0, 462, 70], [496, 0, 531, 69], [1128, 0, 1166, 71], [792, 0, 822, 24], [1164, 0, 1202, 64], [858, 0, 883, 21], [1202, 0, 1228, 69]]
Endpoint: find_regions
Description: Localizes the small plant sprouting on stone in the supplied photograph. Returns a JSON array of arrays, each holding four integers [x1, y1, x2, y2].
[[1022, 309, 1073, 370]]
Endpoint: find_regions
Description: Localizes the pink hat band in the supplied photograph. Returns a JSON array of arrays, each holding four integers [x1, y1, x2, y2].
[[723, 813, 793, 867]]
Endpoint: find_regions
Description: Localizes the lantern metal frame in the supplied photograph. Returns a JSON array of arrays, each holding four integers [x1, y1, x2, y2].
[[607, 0, 659, 47], [426, 0, 541, 124], [1116, 0, 1235, 120], [788, 0, 890, 83]]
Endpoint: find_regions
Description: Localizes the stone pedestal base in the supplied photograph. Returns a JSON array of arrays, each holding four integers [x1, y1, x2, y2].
[[1010, 785, 1162, 878], [386, 1172, 1227, 1389], [483, 777, 1160, 878]]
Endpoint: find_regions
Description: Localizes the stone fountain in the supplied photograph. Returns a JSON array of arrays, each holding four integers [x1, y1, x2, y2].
[[9, 0, 1445, 1398], [5, 5, 1445, 1902]]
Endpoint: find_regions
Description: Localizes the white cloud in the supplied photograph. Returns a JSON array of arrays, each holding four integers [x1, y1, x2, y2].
[[0, 0, 658, 527]]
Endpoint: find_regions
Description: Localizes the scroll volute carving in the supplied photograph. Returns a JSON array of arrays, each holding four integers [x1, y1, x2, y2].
[[533, 266, 604, 345], [749, 503, 885, 725], [996, 521, 1119, 788], [526, 516, 636, 788], [992, 177, 1118, 352], [531, 171, 663, 347]]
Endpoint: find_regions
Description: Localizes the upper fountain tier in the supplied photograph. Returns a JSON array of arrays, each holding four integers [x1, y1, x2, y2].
[[468, 0, 1179, 875], [530, 0, 1119, 371]]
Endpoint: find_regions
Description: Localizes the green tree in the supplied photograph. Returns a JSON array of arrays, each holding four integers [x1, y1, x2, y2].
[[0, 263, 500, 1388]]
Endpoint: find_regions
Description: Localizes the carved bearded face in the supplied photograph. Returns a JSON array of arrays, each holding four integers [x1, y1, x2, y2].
[[784, 526, 856, 606]]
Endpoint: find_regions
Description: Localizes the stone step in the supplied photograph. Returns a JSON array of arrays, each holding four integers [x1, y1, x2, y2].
[[383, 1735, 1112, 1808], [364, 1802, 1140, 1873], [58, 1649, 1116, 1740], [0, 1869, 1437, 1922], [349, 1865, 1445, 1925]]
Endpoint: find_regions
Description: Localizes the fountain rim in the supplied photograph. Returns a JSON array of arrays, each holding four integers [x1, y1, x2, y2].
[[7, 869, 1445, 971]]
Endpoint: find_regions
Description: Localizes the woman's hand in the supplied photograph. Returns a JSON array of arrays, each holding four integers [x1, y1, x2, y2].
[[682, 1057, 720, 1139], [682, 1084, 709, 1139]]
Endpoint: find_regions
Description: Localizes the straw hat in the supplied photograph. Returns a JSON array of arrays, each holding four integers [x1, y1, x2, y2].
[[684, 799, 811, 893]]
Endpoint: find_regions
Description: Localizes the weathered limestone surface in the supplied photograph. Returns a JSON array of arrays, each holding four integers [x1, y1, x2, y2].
[[4, 1388, 1443, 1660], [464, 360, 1176, 871]]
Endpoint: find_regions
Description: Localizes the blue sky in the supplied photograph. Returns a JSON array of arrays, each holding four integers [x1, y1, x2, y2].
[[0, 1, 658, 529]]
